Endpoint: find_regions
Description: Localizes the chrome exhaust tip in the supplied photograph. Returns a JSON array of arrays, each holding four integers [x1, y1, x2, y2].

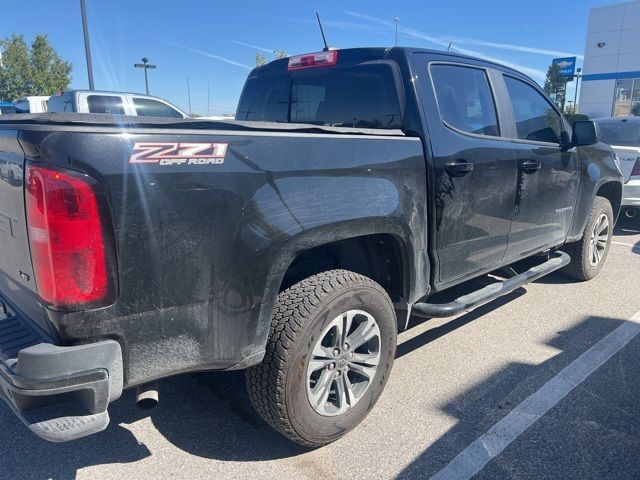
[[624, 208, 637, 219], [136, 381, 159, 410]]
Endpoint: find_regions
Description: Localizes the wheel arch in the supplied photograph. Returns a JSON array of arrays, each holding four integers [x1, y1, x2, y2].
[[596, 181, 622, 221], [567, 144, 623, 241], [252, 218, 422, 354], [279, 232, 410, 302]]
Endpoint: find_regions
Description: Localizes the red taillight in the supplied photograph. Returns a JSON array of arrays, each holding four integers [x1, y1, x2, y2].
[[26, 165, 110, 308], [632, 157, 640, 176], [288, 50, 338, 71]]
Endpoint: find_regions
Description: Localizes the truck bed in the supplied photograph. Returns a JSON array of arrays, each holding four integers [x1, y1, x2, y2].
[[0, 113, 406, 136], [0, 115, 426, 387]]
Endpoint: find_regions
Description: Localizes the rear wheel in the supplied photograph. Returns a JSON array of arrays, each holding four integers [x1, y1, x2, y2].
[[246, 269, 396, 447], [561, 196, 613, 281]]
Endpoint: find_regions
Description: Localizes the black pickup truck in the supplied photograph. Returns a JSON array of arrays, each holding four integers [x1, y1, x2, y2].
[[0, 47, 623, 446]]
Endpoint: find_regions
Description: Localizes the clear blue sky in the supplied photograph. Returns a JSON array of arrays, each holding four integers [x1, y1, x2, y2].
[[2, 0, 614, 115]]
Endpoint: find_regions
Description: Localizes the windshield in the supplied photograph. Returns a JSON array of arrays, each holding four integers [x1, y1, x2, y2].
[[236, 63, 402, 129], [597, 122, 640, 147]]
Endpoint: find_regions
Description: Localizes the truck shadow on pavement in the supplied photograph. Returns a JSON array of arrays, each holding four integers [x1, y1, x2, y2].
[[396, 314, 640, 479], [1, 293, 638, 478], [397, 289, 527, 358], [0, 389, 153, 478], [613, 216, 640, 237], [0, 286, 526, 480], [0, 284, 537, 480], [0, 369, 307, 479]]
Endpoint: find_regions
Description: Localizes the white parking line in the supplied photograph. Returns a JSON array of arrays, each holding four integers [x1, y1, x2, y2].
[[430, 309, 640, 480]]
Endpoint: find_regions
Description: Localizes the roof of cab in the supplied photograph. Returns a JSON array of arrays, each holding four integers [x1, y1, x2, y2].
[[594, 116, 640, 124], [249, 46, 531, 81]]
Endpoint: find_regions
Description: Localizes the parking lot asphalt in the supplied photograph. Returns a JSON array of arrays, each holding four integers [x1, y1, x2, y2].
[[1, 217, 640, 480]]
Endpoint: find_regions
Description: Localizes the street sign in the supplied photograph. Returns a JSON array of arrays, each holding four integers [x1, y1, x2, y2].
[[134, 58, 157, 95], [552, 57, 577, 82]]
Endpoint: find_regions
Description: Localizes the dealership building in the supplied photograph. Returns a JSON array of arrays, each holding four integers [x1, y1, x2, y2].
[[579, 0, 640, 118]]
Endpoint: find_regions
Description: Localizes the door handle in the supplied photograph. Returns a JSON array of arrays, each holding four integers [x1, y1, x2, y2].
[[521, 159, 541, 174], [445, 161, 474, 177]]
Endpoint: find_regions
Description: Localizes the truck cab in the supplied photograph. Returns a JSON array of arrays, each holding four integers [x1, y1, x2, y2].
[[237, 48, 621, 288]]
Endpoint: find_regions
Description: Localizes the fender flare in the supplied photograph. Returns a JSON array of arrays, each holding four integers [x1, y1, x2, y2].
[[251, 217, 421, 353]]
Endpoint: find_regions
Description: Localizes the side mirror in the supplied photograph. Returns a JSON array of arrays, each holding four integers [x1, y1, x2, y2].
[[572, 120, 599, 147]]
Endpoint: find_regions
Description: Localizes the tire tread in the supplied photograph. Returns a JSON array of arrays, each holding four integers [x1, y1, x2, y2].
[[562, 196, 612, 281], [245, 269, 390, 447]]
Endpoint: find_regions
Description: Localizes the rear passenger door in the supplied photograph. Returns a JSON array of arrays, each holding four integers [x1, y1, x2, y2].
[[130, 96, 185, 118], [499, 75, 580, 258], [414, 57, 518, 285]]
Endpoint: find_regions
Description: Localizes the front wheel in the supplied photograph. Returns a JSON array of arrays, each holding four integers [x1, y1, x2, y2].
[[246, 269, 397, 447], [561, 196, 613, 281]]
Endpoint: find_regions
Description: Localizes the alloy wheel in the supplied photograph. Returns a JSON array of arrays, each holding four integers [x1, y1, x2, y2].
[[306, 309, 381, 416], [589, 213, 609, 266]]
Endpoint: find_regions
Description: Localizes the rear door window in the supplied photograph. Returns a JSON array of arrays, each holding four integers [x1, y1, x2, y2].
[[133, 98, 184, 118], [504, 76, 563, 144], [430, 64, 500, 137], [237, 63, 401, 129], [87, 95, 125, 114]]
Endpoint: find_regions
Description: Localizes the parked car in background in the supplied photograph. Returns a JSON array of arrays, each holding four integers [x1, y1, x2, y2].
[[0, 159, 22, 185], [13, 96, 50, 113], [595, 117, 640, 218], [47, 90, 188, 118], [0, 101, 16, 114]]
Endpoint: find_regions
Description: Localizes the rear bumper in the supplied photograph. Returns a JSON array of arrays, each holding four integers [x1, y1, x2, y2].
[[0, 299, 122, 442], [622, 180, 640, 207]]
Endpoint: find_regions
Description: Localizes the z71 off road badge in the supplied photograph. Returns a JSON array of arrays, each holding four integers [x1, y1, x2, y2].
[[129, 142, 228, 166]]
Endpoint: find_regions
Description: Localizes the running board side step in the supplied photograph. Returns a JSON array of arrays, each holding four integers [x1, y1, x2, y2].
[[412, 251, 570, 318]]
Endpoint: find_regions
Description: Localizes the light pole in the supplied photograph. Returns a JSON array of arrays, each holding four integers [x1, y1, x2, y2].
[[80, 0, 94, 90], [573, 67, 582, 114], [394, 17, 399, 46], [207, 81, 211, 116], [134, 57, 156, 95], [186, 77, 192, 116]]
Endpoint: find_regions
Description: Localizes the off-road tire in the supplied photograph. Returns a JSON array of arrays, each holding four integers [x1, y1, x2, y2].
[[561, 196, 613, 281], [245, 269, 396, 447]]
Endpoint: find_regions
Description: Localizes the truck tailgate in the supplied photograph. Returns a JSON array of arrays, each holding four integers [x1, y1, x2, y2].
[[0, 131, 51, 336]]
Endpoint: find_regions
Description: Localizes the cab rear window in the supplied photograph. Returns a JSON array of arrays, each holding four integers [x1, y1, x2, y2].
[[87, 95, 125, 115], [236, 63, 401, 129]]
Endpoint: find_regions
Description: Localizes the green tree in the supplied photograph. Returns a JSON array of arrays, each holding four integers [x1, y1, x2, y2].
[[0, 34, 72, 100], [254, 50, 288, 67], [273, 49, 288, 59], [543, 63, 567, 110], [254, 53, 267, 67]]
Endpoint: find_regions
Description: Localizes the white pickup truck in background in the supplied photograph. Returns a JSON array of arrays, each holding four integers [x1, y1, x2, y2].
[[47, 90, 188, 118], [596, 117, 640, 219]]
